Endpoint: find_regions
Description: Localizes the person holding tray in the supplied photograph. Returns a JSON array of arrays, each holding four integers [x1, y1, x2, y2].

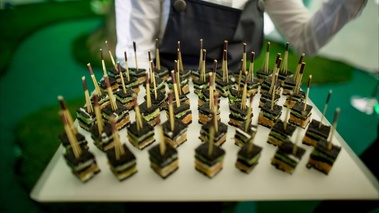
[[114, 0, 368, 72]]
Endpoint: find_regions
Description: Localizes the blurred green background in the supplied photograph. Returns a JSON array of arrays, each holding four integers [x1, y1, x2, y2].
[[0, 1, 378, 213]]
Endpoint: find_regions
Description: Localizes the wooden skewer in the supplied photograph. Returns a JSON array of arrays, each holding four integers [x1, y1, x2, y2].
[[58, 96, 78, 134], [303, 75, 312, 112], [249, 51, 255, 82], [133, 93, 143, 130], [245, 92, 254, 132], [293, 53, 305, 82], [200, 49, 206, 82], [150, 60, 158, 99], [93, 94, 104, 134], [211, 60, 217, 106], [212, 64, 216, 89], [242, 43, 247, 73], [319, 90, 332, 128], [177, 41, 184, 71], [274, 53, 281, 75], [237, 59, 243, 94], [328, 108, 340, 150], [104, 75, 117, 111], [87, 63, 102, 96], [222, 50, 229, 83], [157, 118, 166, 155], [223, 40, 228, 53], [148, 50, 153, 84], [155, 39, 161, 71], [82, 76, 93, 114], [292, 126, 301, 155], [281, 42, 289, 75], [175, 59, 182, 96], [284, 91, 293, 130], [124, 51, 131, 81], [198, 39, 203, 71], [269, 58, 282, 95], [209, 72, 214, 110], [133, 41, 139, 72], [145, 72, 152, 108], [59, 110, 82, 158], [223, 40, 229, 82], [100, 49, 108, 77], [171, 69, 180, 108], [261, 41, 270, 74], [213, 92, 219, 132], [105, 40, 118, 71], [247, 131, 257, 153], [118, 62, 127, 94], [294, 62, 306, 94], [168, 91, 175, 131], [110, 115, 124, 160], [240, 71, 248, 110], [270, 73, 279, 111], [208, 118, 215, 157]]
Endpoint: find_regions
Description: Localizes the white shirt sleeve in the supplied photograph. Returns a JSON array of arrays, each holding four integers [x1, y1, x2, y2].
[[115, 0, 162, 70], [115, 0, 368, 65], [265, 0, 368, 56]]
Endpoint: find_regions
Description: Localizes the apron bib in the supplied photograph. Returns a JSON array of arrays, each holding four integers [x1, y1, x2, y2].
[[159, 0, 264, 73]]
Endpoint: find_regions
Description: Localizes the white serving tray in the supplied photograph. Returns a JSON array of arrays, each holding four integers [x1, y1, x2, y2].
[[30, 82, 379, 202]]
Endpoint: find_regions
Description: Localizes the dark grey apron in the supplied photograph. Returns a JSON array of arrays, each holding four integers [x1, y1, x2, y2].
[[159, 0, 264, 73]]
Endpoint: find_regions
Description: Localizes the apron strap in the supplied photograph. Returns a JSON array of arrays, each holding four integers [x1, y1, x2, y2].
[[160, 0, 264, 72]]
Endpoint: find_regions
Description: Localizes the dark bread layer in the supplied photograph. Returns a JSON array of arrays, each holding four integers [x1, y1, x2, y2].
[[90, 121, 113, 140], [148, 144, 178, 167], [215, 78, 232, 87], [278, 71, 293, 80], [154, 66, 169, 77], [106, 144, 136, 167], [192, 78, 209, 87], [261, 91, 280, 101], [283, 76, 296, 86], [256, 70, 273, 79], [144, 90, 167, 106], [76, 107, 95, 121], [195, 142, 225, 166], [129, 68, 147, 77], [162, 118, 187, 138], [108, 67, 126, 76], [291, 102, 313, 118], [271, 120, 296, 137], [140, 101, 160, 114], [172, 102, 190, 114], [288, 91, 306, 101], [277, 140, 306, 159], [314, 139, 341, 160], [228, 88, 243, 98], [102, 101, 128, 117], [237, 143, 262, 160], [261, 101, 282, 117], [115, 87, 134, 99], [59, 132, 86, 147], [127, 120, 154, 137], [99, 76, 118, 90], [235, 126, 256, 143], [198, 102, 220, 115], [261, 76, 281, 90], [229, 103, 249, 117], [119, 77, 139, 89], [200, 120, 228, 135], [64, 144, 96, 167], [306, 119, 331, 139]]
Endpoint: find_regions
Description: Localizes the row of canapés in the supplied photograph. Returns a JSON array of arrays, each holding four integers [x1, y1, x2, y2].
[[56, 40, 341, 183]]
